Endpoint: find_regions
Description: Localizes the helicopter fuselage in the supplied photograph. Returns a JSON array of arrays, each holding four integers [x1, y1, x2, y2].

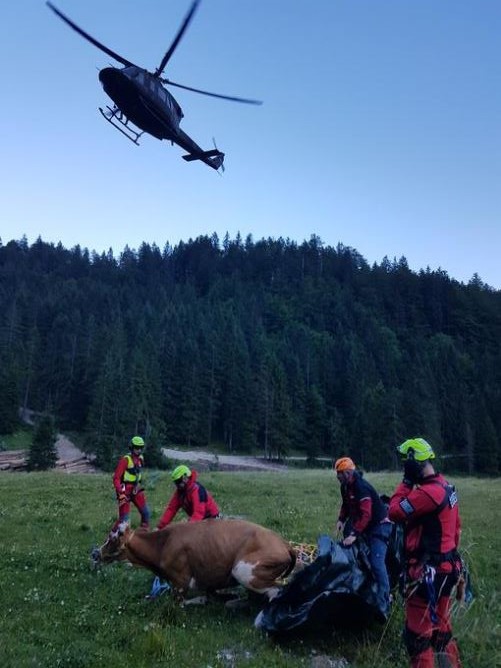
[[98, 66, 183, 141], [47, 1, 259, 170], [97, 65, 221, 167]]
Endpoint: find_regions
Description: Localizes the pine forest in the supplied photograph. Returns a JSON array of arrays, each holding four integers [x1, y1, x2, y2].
[[1, 234, 500, 474]]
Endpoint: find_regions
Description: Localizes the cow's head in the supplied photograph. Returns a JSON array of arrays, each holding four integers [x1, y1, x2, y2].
[[91, 522, 131, 565]]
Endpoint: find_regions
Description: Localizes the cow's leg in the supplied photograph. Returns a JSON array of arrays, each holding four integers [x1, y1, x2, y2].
[[171, 575, 210, 606], [181, 596, 208, 606], [168, 576, 192, 605], [173, 590, 209, 607], [225, 597, 250, 610], [231, 560, 281, 600]]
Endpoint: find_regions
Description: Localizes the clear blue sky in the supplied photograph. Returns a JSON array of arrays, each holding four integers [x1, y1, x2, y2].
[[2, 1, 500, 286]]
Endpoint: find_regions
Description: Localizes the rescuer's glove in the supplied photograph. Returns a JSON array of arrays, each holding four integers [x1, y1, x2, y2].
[[403, 458, 423, 485], [117, 492, 127, 505], [343, 534, 357, 547]]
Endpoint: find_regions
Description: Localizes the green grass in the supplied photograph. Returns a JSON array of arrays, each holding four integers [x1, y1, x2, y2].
[[0, 426, 34, 451], [0, 470, 499, 668]]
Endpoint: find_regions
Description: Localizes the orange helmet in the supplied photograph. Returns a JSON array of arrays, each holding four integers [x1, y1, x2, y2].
[[334, 457, 356, 472]]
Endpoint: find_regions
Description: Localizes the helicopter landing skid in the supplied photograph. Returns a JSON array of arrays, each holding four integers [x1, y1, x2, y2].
[[99, 106, 144, 145]]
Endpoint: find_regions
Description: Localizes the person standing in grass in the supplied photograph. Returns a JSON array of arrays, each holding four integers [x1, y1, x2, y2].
[[389, 438, 462, 668], [156, 465, 220, 529], [334, 456, 393, 618], [111, 435, 150, 531]]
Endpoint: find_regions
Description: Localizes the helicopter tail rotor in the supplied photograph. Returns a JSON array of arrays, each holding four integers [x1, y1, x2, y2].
[[212, 138, 225, 173], [210, 153, 225, 173], [182, 147, 224, 172]]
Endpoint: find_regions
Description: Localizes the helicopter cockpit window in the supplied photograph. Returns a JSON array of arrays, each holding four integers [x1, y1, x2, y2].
[[124, 66, 138, 79], [159, 89, 167, 102], [124, 67, 146, 86]]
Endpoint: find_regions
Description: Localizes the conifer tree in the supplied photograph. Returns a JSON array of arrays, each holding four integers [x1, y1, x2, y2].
[[27, 415, 57, 470], [0, 358, 19, 434], [2, 234, 501, 473]]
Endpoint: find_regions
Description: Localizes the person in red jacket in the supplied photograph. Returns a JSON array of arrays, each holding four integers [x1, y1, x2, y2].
[[157, 465, 220, 529], [111, 435, 150, 532], [389, 438, 462, 668]]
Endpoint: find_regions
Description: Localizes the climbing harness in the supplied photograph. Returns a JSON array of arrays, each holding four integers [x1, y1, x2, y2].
[[423, 564, 438, 623]]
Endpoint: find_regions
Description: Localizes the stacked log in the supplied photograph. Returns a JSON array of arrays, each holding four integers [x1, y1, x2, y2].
[[0, 450, 97, 473], [0, 450, 27, 471], [56, 455, 97, 474]]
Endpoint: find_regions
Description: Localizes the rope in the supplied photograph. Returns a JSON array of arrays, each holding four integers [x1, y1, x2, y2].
[[289, 541, 318, 566]]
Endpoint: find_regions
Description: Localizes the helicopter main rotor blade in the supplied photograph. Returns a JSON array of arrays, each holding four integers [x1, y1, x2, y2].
[[47, 2, 138, 69], [154, 0, 202, 77], [162, 79, 263, 105]]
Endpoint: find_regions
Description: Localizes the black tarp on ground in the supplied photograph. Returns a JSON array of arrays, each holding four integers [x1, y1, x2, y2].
[[256, 530, 403, 635]]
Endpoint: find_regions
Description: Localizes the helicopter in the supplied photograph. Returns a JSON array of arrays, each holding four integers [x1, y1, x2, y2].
[[47, 1, 262, 171]]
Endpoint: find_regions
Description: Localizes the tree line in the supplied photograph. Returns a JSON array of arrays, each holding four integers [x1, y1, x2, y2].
[[0, 233, 500, 474]]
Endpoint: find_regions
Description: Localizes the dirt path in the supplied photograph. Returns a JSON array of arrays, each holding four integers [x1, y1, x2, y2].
[[56, 434, 86, 461], [162, 448, 289, 472], [55, 434, 97, 473], [1, 434, 288, 474], [55, 439, 288, 473]]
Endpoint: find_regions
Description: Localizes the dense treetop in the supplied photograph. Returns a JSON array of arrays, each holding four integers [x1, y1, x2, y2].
[[1, 234, 499, 473]]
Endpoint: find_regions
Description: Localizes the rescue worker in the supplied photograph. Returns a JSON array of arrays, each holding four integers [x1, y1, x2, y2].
[[334, 456, 392, 618], [111, 435, 150, 531], [157, 465, 220, 529], [389, 438, 462, 668]]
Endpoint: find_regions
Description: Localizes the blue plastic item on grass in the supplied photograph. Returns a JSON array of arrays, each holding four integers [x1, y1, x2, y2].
[[146, 576, 171, 599]]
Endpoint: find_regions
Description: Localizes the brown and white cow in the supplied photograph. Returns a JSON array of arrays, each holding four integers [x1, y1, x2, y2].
[[94, 518, 296, 602]]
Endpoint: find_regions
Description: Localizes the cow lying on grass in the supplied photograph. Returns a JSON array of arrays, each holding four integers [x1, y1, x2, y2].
[[93, 518, 297, 603]]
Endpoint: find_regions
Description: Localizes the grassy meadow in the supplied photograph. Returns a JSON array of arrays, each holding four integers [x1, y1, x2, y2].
[[0, 426, 34, 451], [0, 468, 499, 668]]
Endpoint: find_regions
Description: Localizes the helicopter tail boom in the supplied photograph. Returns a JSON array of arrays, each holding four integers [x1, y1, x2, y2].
[[182, 149, 224, 171]]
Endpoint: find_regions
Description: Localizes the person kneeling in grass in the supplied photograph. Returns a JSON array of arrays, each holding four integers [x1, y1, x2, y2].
[[157, 465, 221, 529]]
